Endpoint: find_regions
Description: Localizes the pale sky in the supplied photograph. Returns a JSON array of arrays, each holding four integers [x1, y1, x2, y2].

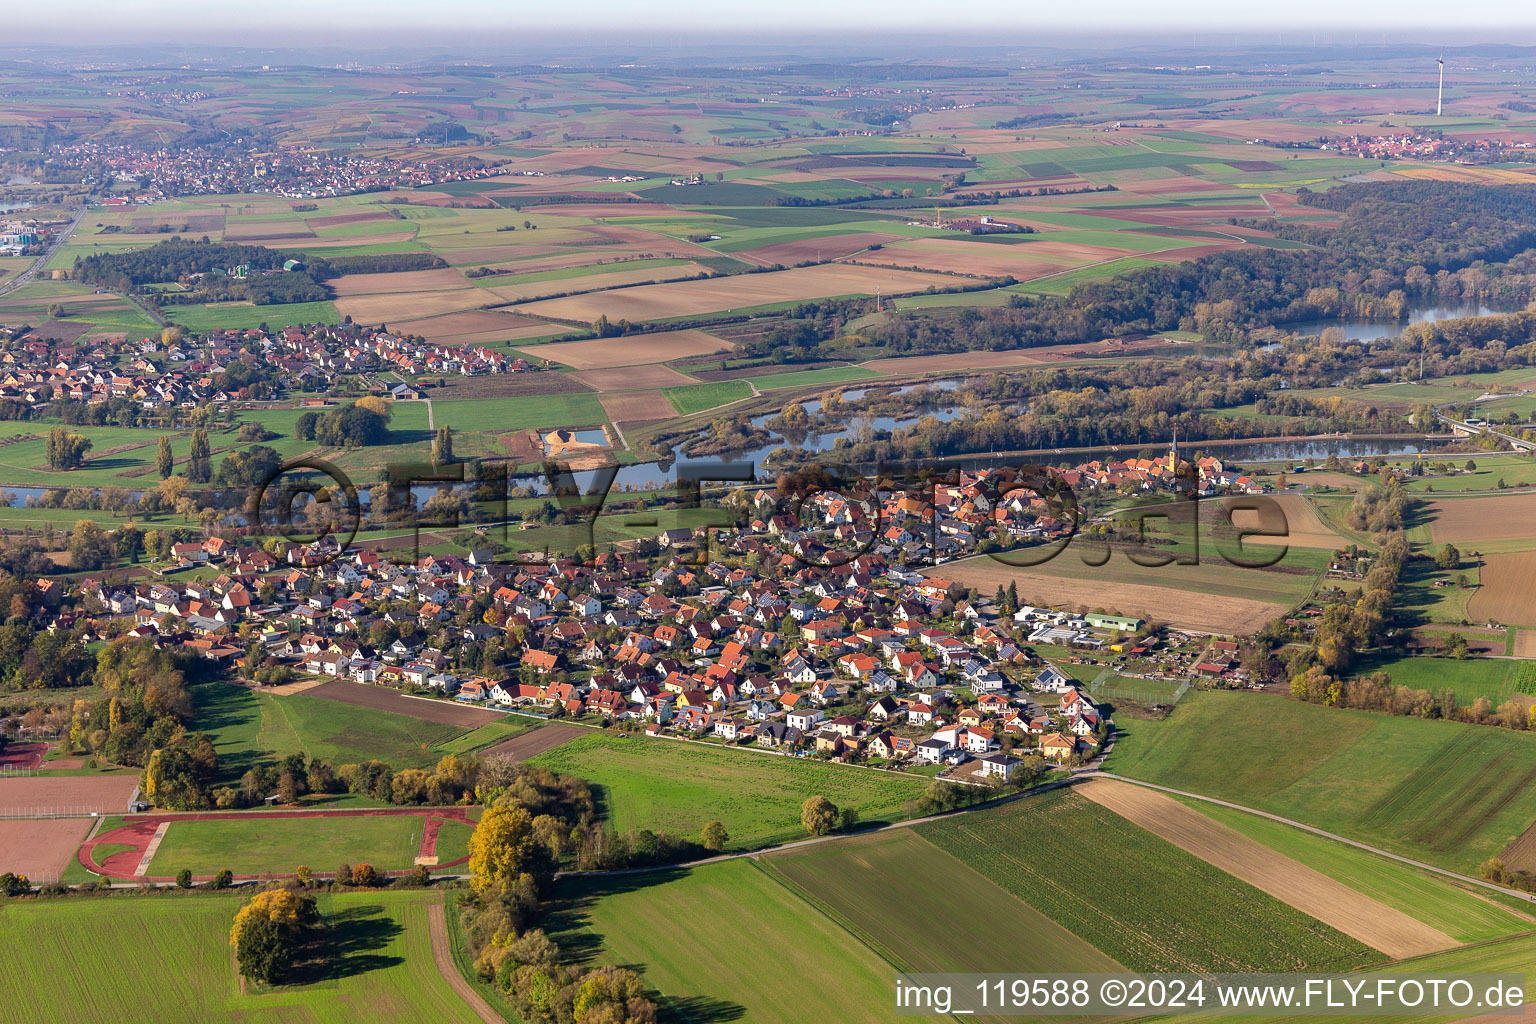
[[9, 0, 1536, 47]]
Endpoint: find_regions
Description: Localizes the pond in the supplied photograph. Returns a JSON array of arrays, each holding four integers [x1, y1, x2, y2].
[[1277, 303, 1501, 345]]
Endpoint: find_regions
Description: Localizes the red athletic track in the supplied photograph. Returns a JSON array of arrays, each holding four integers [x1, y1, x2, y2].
[[77, 806, 476, 881], [0, 743, 48, 770]]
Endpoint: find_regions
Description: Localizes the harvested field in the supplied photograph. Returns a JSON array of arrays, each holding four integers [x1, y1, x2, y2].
[[334, 287, 492, 323], [599, 390, 678, 421], [389, 309, 562, 346], [535, 203, 686, 217], [1079, 778, 1456, 959], [737, 232, 902, 265], [304, 679, 506, 727], [306, 210, 393, 228], [1515, 630, 1536, 659], [479, 723, 586, 761], [1429, 496, 1536, 544], [0, 817, 91, 882], [1229, 493, 1340, 548], [1469, 550, 1536, 628], [487, 265, 709, 304], [853, 237, 1137, 278], [940, 559, 1287, 635], [327, 268, 470, 295], [1501, 819, 1536, 873], [575, 364, 696, 391], [517, 328, 733, 370], [511, 264, 956, 322], [0, 774, 140, 815]]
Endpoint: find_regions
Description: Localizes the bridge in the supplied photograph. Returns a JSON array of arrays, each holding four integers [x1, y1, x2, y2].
[[1436, 412, 1536, 452]]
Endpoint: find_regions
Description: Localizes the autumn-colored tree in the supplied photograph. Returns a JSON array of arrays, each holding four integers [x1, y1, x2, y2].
[[230, 889, 319, 985], [468, 804, 539, 893], [801, 795, 838, 837], [355, 395, 393, 420], [700, 821, 728, 852], [350, 863, 377, 887]]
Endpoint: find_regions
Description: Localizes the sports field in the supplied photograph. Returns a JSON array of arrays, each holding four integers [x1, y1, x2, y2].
[[1106, 690, 1536, 873], [527, 734, 928, 850], [145, 814, 427, 877], [0, 891, 484, 1024]]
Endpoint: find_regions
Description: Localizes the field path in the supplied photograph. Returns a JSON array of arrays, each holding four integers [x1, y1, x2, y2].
[[1078, 777, 1457, 958], [427, 898, 505, 1024]]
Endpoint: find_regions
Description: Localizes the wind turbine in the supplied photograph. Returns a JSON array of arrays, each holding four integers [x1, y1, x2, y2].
[[1436, 53, 1445, 117]]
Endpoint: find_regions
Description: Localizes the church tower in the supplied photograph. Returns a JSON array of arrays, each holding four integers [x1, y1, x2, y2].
[[1168, 427, 1179, 473]]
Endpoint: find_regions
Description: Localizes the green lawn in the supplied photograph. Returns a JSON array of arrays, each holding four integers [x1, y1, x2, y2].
[[1106, 689, 1536, 873], [919, 788, 1381, 973], [0, 891, 485, 1024], [663, 380, 754, 415], [527, 734, 928, 850], [190, 682, 467, 781], [551, 859, 893, 1024], [1180, 798, 1536, 943], [147, 815, 426, 877]]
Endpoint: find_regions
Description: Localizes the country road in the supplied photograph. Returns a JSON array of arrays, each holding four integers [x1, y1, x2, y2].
[[0, 201, 92, 299]]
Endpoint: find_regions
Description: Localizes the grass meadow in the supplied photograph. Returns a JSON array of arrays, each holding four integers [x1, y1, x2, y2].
[[527, 733, 928, 850]]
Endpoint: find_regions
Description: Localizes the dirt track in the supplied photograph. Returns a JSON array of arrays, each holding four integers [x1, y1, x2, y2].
[[1079, 778, 1456, 959], [428, 898, 505, 1024]]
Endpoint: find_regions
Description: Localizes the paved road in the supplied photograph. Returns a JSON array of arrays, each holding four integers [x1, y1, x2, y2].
[[0, 202, 91, 299]]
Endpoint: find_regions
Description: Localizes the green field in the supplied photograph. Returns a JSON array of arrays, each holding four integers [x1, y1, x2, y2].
[[429, 393, 608, 434], [164, 299, 341, 331], [0, 891, 485, 1024], [918, 788, 1382, 973], [527, 734, 928, 849], [146, 814, 427, 878], [663, 380, 754, 415], [1106, 690, 1536, 872], [1179, 798, 1536, 943], [745, 365, 882, 389], [191, 683, 467, 781], [552, 859, 893, 1023], [762, 827, 1122, 973]]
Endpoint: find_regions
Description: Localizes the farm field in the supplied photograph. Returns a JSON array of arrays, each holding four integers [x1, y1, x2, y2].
[[0, 773, 142, 815], [917, 788, 1382, 973], [1469, 549, 1536, 627], [514, 327, 733, 369], [1106, 690, 1536, 873], [510, 264, 958, 321], [1077, 778, 1455, 958], [1426, 494, 1536, 544], [526, 733, 928, 850], [0, 891, 486, 1024], [939, 548, 1308, 635], [551, 859, 893, 1024], [664, 379, 753, 414], [1178, 797, 1536, 943], [762, 827, 1122, 973]]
